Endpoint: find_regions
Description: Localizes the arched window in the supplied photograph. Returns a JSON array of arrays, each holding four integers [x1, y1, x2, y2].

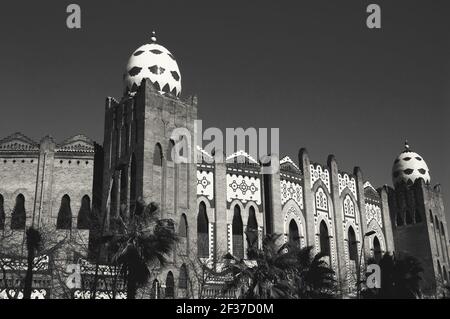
[[167, 139, 175, 162], [0, 194, 5, 230], [246, 206, 258, 252], [232, 205, 244, 259], [130, 154, 137, 214], [437, 260, 442, 279], [288, 220, 300, 247], [347, 227, 358, 261], [153, 143, 163, 166], [429, 210, 434, 224], [315, 187, 328, 211], [443, 266, 448, 283], [165, 271, 175, 298], [414, 208, 422, 223], [343, 195, 355, 217], [440, 222, 446, 237], [405, 210, 413, 225], [178, 214, 188, 254], [57, 195, 72, 229], [373, 236, 382, 263], [179, 264, 188, 289], [197, 202, 209, 258], [435, 216, 440, 232], [120, 167, 128, 218], [77, 195, 91, 229], [319, 221, 330, 256], [396, 212, 404, 227], [150, 279, 160, 299], [11, 194, 26, 230], [110, 178, 118, 217]]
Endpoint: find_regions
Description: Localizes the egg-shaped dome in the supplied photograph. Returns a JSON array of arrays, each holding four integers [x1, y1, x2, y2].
[[392, 141, 430, 186], [124, 32, 181, 97]]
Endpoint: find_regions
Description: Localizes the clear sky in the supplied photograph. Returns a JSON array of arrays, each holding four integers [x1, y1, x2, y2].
[[0, 1, 448, 226]]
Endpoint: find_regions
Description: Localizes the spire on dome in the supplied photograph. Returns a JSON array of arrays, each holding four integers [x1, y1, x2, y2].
[[404, 139, 410, 151], [150, 31, 157, 43]]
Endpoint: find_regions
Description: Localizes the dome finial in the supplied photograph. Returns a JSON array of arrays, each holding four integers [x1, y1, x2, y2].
[[404, 139, 410, 151], [150, 31, 157, 43]]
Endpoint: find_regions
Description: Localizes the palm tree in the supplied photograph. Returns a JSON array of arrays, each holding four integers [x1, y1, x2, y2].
[[362, 252, 423, 299], [288, 245, 336, 299], [223, 233, 295, 299], [23, 227, 42, 299], [109, 199, 177, 299]]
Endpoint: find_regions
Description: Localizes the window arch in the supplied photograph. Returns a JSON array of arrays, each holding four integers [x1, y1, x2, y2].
[[414, 208, 422, 223], [197, 202, 209, 258], [373, 236, 382, 263], [0, 194, 5, 230], [165, 271, 175, 298], [167, 139, 175, 162], [246, 206, 258, 252], [130, 153, 137, 214], [77, 195, 91, 229], [150, 279, 160, 299], [343, 195, 355, 217], [437, 260, 442, 279], [429, 210, 434, 224], [11, 194, 26, 230], [120, 167, 128, 218], [178, 214, 188, 254], [435, 216, 440, 231], [347, 227, 358, 261], [179, 264, 188, 289], [396, 212, 404, 227], [232, 205, 244, 259], [57, 194, 72, 229], [110, 178, 118, 217], [315, 187, 328, 211], [288, 220, 300, 247], [405, 210, 413, 225], [319, 221, 330, 256], [153, 143, 163, 166]]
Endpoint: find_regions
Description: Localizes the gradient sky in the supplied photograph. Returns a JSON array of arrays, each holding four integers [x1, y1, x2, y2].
[[0, 1, 448, 225]]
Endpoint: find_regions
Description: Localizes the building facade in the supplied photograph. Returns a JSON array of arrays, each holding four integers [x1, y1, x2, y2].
[[0, 35, 449, 298]]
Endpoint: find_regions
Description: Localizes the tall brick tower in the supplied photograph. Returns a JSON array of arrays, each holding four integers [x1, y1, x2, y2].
[[101, 33, 198, 297], [388, 141, 449, 296]]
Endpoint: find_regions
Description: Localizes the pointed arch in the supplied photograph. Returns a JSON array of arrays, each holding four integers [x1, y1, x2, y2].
[[11, 194, 26, 230], [179, 264, 188, 289], [347, 226, 358, 261], [197, 201, 209, 258], [373, 236, 382, 263], [178, 214, 188, 254], [110, 178, 118, 217], [246, 206, 258, 252], [167, 139, 175, 162], [150, 279, 160, 299], [288, 220, 300, 247], [0, 194, 4, 230], [437, 260, 442, 279], [57, 194, 72, 229], [130, 153, 137, 214], [319, 221, 330, 256], [153, 143, 163, 166], [414, 208, 422, 223], [396, 211, 404, 227], [232, 205, 244, 259], [405, 209, 413, 225], [165, 271, 175, 298], [77, 195, 91, 229], [120, 167, 128, 218]]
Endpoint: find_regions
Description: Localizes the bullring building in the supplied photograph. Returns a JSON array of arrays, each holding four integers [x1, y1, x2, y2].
[[0, 34, 448, 299]]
